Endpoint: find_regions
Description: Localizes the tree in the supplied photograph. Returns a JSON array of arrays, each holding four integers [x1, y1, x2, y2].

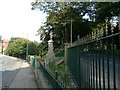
[[5, 37, 39, 59], [32, 2, 94, 49], [28, 41, 38, 55], [95, 2, 120, 23], [32, 2, 120, 51]]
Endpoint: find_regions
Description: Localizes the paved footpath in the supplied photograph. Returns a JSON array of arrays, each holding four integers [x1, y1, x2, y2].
[[9, 61, 38, 89]]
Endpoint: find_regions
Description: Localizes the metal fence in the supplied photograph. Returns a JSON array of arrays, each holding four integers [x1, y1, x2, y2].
[[40, 63, 64, 89], [67, 22, 120, 89]]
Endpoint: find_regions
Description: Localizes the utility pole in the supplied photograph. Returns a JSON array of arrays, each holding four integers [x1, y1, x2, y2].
[[118, 14, 120, 31], [70, 19, 73, 46], [26, 34, 29, 60], [26, 41, 28, 60]]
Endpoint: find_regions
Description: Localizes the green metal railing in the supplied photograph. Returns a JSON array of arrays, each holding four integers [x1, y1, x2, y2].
[[29, 56, 35, 69], [40, 63, 64, 89], [67, 23, 120, 89]]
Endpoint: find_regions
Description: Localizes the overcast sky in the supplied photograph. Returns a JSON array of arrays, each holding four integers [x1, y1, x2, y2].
[[0, 0, 47, 42]]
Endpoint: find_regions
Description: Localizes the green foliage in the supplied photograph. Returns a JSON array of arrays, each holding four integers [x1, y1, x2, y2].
[[32, 2, 94, 49], [48, 62, 78, 88], [31, 1, 120, 52], [95, 2, 120, 23], [28, 41, 38, 55], [31, 2, 120, 88], [37, 42, 48, 57], [5, 37, 39, 59]]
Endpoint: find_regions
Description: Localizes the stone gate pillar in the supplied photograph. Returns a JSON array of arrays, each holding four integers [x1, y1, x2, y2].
[[45, 31, 55, 65]]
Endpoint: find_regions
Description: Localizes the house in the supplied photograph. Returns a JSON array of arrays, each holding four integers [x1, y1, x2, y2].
[[0, 39, 9, 54]]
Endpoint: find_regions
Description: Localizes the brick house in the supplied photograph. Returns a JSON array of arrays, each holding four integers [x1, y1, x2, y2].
[[0, 39, 9, 54]]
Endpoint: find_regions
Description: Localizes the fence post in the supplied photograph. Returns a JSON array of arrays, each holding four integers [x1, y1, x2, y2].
[[64, 43, 68, 66], [55, 70, 58, 88], [77, 35, 80, 45], [64, 43, 68, 89], [77, 35, 81, 88], [35, 56, 40, 79], [55, 70, 58, 80], [118, 14, 120, 32]]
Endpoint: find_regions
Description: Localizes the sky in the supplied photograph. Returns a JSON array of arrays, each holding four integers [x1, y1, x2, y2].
[[0, 0, 47, 42]]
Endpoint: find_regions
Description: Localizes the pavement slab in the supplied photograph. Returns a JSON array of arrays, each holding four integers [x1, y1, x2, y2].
[[9, 61, 38, 89]]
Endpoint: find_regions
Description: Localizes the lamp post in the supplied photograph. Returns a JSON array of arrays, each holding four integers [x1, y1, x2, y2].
[[26, 35, 29, 60], [26, 41, 28, 60], [70, 19, 73, 46], [118, 14, 120, 31]]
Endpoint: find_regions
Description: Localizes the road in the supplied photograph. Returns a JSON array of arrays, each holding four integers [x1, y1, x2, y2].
[[0, 54, 22, 89]]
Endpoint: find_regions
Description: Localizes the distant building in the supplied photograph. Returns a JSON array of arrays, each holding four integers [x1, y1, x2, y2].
[[0, 39, 9, 54], [0, 42, 2, 54], [0, 36, 2, 54]]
